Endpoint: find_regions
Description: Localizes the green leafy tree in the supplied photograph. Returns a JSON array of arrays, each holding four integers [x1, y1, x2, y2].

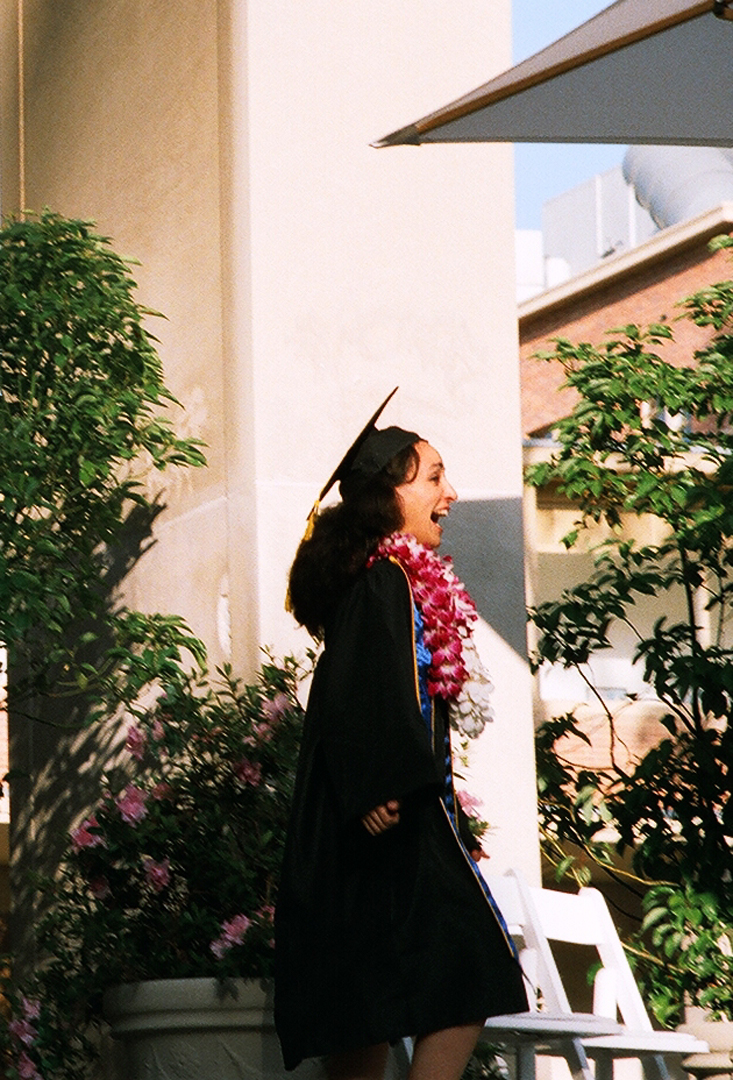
[[0, 211, 205, 700], [527, 235, 733, 1022], [0, 212, 308, 1079]]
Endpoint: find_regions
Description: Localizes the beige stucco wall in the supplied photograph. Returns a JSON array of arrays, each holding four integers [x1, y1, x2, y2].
[[2, 0, 539, 880], [3, 0, 233, 664], [237, 1, 538, 877]]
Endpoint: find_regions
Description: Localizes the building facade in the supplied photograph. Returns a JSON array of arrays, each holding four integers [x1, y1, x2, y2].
[[0, 0, 542, 943]]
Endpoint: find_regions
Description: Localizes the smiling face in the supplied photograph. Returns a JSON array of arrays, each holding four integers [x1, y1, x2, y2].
[[394, 441, 457, 549]]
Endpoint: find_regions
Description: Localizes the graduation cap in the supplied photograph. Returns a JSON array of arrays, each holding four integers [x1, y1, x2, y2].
[[305, 386, 420, 537], [285, 387, 420, 612]]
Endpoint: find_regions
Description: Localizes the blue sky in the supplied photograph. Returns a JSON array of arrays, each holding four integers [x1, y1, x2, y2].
[[512, 1, 625, 229]]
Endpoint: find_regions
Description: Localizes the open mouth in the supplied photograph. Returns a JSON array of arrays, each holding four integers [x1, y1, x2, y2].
[[431, 511, 448, 524]]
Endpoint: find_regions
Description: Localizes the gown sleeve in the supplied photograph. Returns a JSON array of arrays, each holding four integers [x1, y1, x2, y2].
[[317, 559, 442, 824]]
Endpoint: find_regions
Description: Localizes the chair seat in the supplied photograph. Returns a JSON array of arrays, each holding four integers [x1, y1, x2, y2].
[[583, 1031, 709, 1055], [482, 1012, 622, 1039]]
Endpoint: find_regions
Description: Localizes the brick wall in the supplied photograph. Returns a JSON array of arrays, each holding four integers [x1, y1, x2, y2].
[[520, 218, 733, 439]]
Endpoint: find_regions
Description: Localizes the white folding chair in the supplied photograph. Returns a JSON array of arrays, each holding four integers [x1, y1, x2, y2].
[[482, 871, 708, 1080], [480, 871, 621, 1080]]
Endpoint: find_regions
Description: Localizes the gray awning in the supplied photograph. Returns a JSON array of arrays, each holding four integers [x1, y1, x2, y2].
[[373, 0, 733, 148]]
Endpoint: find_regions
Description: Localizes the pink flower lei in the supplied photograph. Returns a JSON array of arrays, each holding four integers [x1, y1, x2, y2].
[[368, 532, 478, 700]]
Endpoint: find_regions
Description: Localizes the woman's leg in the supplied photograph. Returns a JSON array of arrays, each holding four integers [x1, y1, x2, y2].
[[409, 1022, 484, 1080], [326, 1042, 390, 1080]]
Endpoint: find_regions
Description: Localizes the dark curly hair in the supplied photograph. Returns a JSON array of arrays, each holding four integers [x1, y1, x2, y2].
[[288, 441, 420, 638]]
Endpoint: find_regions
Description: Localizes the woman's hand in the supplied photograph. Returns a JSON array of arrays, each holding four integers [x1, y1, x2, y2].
[[361, 799, 401, 835]]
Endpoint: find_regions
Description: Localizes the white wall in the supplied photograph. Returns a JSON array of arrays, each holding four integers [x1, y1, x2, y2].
[[232, 1, 539, 879], [3, 0, 540, 881]]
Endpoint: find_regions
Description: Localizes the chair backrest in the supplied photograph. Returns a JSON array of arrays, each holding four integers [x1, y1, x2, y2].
[[486, 870, 653, 1030], [484, 871, 571, 1015]]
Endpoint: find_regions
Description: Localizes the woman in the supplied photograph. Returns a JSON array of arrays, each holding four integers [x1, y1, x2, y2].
[[275, 398, 528, 1080]]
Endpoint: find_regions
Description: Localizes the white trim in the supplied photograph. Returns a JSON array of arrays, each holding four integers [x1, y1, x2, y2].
[[519, 202, 733, 322]]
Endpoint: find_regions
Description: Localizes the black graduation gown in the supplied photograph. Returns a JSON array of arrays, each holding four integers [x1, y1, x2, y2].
[[274, 559, 528, 1070]]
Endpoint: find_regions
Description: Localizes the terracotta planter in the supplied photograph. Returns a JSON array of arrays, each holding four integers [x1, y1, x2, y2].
[[104, 977, 323, 1080]]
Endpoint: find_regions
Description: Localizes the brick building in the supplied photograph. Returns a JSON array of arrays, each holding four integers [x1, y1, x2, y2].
[[520, 203, 733, 442], [521, 203, 733, 764]]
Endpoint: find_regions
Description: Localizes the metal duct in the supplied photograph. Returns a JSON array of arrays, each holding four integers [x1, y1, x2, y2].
[[623, 145, 733, 229]]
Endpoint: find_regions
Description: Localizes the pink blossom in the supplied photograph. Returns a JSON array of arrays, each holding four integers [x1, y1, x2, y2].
[[244, 722, 273, 748], [457, 790, 483, 817], [142, 856, 171, 893], [152, 718, 165, 741], [224, 913, 252, 938], [70, 815, 106, 853], [16, 1050, 42, 1080], [89, 876, 111, 900], [9, 1018, 37, 1046], [261, 692, 289, 723], [115, 784, 149, 825], [125, 724, 147, 761], [151, 781, 172, 800], [210, 913, 252, 959], [234, 759, 262, 786], [21, 998, 40, 1022]]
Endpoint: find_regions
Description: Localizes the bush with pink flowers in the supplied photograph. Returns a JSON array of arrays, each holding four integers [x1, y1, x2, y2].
[[0, 212, 305, 1079], [1, 642, 306, 1080]]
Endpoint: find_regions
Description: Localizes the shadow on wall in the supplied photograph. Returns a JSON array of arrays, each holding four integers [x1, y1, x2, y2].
[[442, 498, 528, 661], [9, 500, 166, 978]]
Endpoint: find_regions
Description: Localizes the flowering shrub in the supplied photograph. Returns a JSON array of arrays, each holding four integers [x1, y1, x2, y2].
[[2, 653, 305, 1080], [0, 212, 299, 1079], [456, 789, 490, 850]]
